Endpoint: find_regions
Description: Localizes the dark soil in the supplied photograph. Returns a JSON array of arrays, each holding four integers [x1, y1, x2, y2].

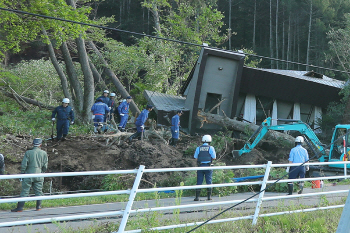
[[1, 133, 291, 191]]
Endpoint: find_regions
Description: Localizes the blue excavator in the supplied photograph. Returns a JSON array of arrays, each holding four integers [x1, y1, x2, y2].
[[233, 117, 350, 176]]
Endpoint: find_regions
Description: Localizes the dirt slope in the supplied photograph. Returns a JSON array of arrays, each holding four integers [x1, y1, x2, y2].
[[1, 134, 291, 190]]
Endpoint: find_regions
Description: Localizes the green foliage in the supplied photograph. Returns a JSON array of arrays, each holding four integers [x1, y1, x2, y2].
[[101, 174, 134, 191]]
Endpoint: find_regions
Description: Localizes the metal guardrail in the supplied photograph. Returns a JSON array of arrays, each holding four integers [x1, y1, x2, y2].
[[1, 161, 350, 232]]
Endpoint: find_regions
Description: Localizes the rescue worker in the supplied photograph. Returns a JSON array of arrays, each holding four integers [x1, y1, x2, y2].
[[51, 98, 74, 141], [0, 153, 5, 175], [128, 105, 154, 142], [11, 138, 48, 212], [170, 110, 183, 146], [194, 135, 216, 201], [115, 99, 124, 123], [91, 98, 110, 134], [286, 136, 309, 195], [118, 96, 132, 132], [97, 90, 110, 106], [109, 93, 117, 121]]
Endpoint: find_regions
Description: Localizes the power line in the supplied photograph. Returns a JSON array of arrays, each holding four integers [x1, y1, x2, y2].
[[0, 7, 349, 76]]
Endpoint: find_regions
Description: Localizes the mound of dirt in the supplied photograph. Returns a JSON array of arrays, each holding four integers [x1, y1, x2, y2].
[[1, 134, 292, 191]]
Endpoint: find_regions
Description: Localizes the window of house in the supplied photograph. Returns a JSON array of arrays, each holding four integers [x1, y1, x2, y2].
[[256, 96, 274, 125], [204, 93, 222, 114]]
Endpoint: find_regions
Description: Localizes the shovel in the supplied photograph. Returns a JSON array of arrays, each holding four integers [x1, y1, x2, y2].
[[51, 121, 55, 140]]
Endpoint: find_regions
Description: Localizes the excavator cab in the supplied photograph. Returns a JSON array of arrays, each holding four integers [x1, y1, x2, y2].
[[328, 126, 350, 168]]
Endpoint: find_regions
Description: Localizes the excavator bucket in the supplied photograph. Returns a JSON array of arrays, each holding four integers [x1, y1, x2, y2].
[[232, 150, 241, 158]]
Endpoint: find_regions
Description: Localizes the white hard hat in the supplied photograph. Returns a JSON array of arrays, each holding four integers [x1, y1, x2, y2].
[[202, 135, 212, 143], [62, 98, 70, 103], [295, 136, 304, 143], [103, 90, 109, 94], [110, 93, 116, 97]]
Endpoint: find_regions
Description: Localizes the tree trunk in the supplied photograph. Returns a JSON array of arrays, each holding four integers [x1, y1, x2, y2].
[[1, 89, 55, 110], [253, 0, 256, 50], [89, 58, 108, 90], [275, 0, 279, 69], [76, 36, 95, 122], [197, 110, 295, 142], [41, 27, 71, 101], [269, 0, 275, 68], [60, 41, 84, 112], [306, 0, 313, 71], [87, 41, 141, 115], [287, 13, 291, 69]]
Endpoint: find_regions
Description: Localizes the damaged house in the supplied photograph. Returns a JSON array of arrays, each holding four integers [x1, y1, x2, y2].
[[144, 46, 345, 135]]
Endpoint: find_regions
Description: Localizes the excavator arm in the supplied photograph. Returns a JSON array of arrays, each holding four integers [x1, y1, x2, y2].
[[233, 117, 327, 158]]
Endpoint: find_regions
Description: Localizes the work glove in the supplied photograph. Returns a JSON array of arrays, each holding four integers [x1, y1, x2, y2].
[[52, 118, 56, 121], [92, 115, 95, 120], [175, 131, 178, 133], [109, 107, 111, 110], [286, 167, 290, 173], [70, 121, 74, 125], [141, 125, 144, 130], [120, 114, 125, 116], [306, 165, 309, 171]]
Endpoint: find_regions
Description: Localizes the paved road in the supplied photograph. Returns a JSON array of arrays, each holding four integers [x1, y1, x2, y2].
[[1, 184, 349, 233]]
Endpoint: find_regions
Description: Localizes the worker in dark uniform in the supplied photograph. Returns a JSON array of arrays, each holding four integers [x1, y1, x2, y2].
[[128, 105, 154, 142], [11, 138, 48, 212], [170, 110, 183, 146], [51, 98, 75, 141], [96, 90, 110, 122], [193, 135, 216, 201], [109, 93, 116, 121], [0, 153, 5, 175], [117, 96, 132, 132], [286, 136, 309, 195], [91, 98, 110, 134], [115, 99, 124, 124]]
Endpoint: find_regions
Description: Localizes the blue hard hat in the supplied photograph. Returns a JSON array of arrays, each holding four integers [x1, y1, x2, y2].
[[126, 96, 132, 99], [146, 104, 153, 109], [33, 138, 42, 146]]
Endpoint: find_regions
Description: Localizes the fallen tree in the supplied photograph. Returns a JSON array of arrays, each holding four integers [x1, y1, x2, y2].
[[197, 110, 295, 142], [1, 89, 55, 110]]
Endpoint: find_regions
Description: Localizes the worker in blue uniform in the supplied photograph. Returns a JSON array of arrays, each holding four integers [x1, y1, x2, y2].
[[109, 93, 117, 121], [170, 110, 183, 146], [51, 98, 74, 141], [96, 90, 110, 122], [286, 136, 309, 195], [128, 105, 154, 142], [96, 90, 110, 106], [91, 98, 110, 134], [193, 135, 216, 201], [117, 96, 132, 132]]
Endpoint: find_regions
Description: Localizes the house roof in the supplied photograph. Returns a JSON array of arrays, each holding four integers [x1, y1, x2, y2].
[[144, 90, 189, 112], [240, 67, 345, 108], [260, 68, 345, 89]]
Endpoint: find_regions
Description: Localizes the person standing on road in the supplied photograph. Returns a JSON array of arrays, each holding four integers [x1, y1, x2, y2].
[[117, 96, 132, 132], [11, 138, 48, 212], [0, 153, 5, 175], [193, 135, 216, 201], [286, 136, 309, 195], [128, 105, 154, 142], [91, 98, 110, 134], [51, 98, 75, 141], [170, 110, 183, 146]]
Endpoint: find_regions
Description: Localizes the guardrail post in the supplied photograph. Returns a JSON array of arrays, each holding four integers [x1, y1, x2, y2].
[[117, 165, 145, 233], [252, 161, 272, 225], [344, 163, 347, 179]]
